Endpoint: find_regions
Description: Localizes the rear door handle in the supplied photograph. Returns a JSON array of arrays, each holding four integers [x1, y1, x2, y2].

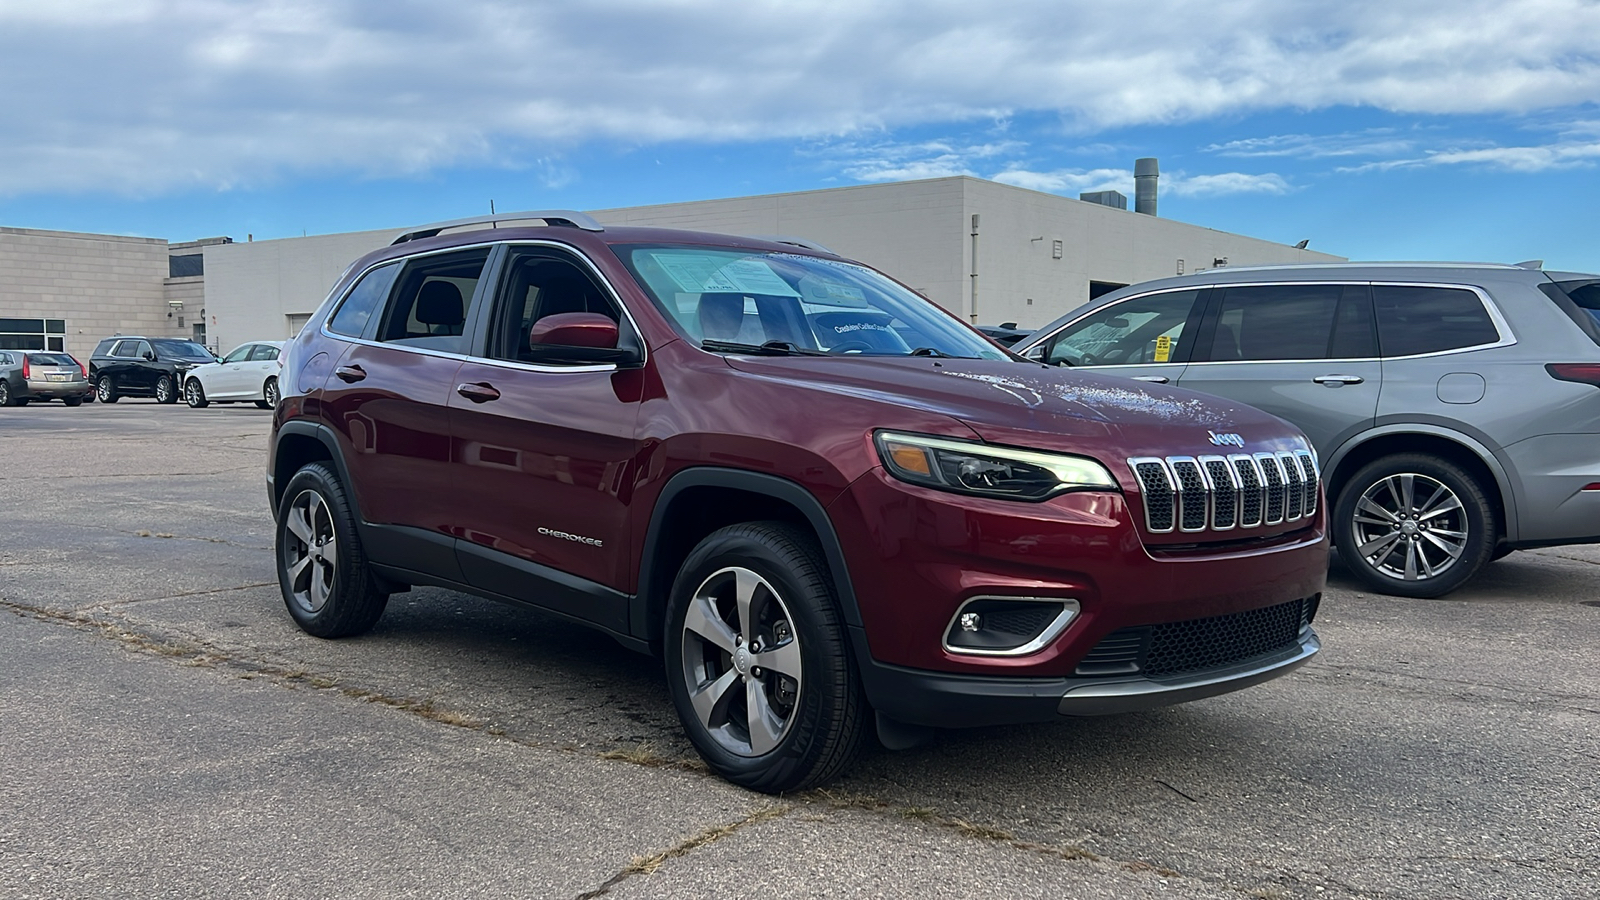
[[456, 382, 501, 403], [334, 365, 366, 383], [1313, 374, 1364, 385], [1132, 375, 1169, 384]]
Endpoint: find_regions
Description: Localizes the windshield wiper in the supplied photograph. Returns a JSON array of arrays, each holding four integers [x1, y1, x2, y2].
[[909, 346, 953, 358], [701, 339, 827, 357]]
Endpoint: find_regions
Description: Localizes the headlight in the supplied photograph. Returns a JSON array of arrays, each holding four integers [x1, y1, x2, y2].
[[874, 431, 1117, 501]]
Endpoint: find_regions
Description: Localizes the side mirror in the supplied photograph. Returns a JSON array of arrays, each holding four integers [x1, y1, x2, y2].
[[525, 312, 638, 365], [143, 351, 156, 361]]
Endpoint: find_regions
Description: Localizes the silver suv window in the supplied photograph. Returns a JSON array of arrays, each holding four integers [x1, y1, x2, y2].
[[1373, 285, 1500, 357], [1042, 289, 1202, 366], [1207, 284, 1375, 361]]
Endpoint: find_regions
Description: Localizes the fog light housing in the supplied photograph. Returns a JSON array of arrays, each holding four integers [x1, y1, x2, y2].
[[942, 597, 1080, 657]]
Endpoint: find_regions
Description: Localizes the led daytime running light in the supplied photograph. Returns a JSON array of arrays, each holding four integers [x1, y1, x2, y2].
[[875, 431, 1117, 501]]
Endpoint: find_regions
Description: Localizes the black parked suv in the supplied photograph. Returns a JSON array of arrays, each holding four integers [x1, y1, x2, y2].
[[89, 336, 217, 404]]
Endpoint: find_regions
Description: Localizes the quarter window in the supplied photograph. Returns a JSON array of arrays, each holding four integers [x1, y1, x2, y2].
[[327, 262, 401, 338], [249, 344, 280, 362], [1043, 290, 1202, 367], [1374, 286, 1500, 357]]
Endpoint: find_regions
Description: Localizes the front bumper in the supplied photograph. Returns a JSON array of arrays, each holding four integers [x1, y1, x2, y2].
[[857, 625, 1319, 728]]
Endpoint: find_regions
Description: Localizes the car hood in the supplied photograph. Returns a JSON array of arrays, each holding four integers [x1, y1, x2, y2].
[[722, 356, 1308, 460]]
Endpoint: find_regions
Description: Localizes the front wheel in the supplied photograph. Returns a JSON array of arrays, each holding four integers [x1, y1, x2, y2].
[[664, 522, 866, 793], [154, 375, 177, 404], [0, 381, 13, 407], [1334, 453, 1496, 598], [275, 462, 389, 638], [184, 379, 209, 408]]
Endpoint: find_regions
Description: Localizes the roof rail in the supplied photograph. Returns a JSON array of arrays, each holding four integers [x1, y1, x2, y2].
[[392, 210, 604, 245], [747, 234, 838, 256]]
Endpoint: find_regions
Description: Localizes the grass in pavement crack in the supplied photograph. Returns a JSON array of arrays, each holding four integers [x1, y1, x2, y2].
[[574, 805, 791, 899]]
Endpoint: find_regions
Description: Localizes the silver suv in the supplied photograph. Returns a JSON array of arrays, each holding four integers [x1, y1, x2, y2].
[[1014, 263, 1600, 598]]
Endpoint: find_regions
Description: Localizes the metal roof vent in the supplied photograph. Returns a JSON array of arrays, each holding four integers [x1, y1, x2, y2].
[[1134, 158, 1159, 216], [1080, 190, 1127, 210]]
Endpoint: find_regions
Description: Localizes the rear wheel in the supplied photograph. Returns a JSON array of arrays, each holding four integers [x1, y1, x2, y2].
[[259, 377, 280, 410], [185, 379, 209, 408], [275, 462, 389, 638], [97, 375, 119, 403], [154, 375, 177, 404], [1334, 453, 1496, 598], [664, 522, 866, 793], [0, 381, 12, 407]]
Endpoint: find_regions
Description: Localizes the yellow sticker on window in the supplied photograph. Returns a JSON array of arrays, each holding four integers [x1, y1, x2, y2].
[[1154, 334, 1173, 363]]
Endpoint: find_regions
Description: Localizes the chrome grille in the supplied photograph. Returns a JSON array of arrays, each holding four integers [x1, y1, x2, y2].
[[1129, 450, 1320, 536]]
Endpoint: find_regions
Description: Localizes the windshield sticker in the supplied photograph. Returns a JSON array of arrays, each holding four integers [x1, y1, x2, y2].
[[649, 253, 800, 297], [802, 278, 867, 305]]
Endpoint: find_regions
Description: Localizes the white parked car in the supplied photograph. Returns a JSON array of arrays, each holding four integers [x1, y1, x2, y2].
[[182, 341, 284, 409]]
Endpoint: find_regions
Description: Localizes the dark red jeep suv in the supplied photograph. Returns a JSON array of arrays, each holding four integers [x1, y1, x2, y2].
[[268, 210, 1328, 792]]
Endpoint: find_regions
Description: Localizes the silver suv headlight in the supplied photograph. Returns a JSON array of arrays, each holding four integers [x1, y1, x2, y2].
[[874, 431, 1117, 501]]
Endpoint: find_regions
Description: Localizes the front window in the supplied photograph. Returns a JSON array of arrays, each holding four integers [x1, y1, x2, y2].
[[617, 245, 1007, 360], [1042, 289, 1201, 367], [222, 344, 254, 364], [151, 339, 215, 361]]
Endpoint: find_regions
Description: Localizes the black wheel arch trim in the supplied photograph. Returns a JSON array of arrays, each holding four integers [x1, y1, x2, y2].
[[634, 467, 864, 643], [270, 420, 357, 521]]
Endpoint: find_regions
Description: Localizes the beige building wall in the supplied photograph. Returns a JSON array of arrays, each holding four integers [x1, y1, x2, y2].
[[0, 226, 174, 360], [202, 228, 393, 354], [198, 177, 1346, 348]]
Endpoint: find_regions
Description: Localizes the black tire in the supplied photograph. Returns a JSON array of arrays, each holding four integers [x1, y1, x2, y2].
[[261, 377, 280, 410], [664, 522, 867, 793], [275, 462, 389, 638], [97, 375, 119, 403], [63, 397, 82, 407], [1334, 453, 1496, 598], [184, 379, 209, 408], [154, 375, 178, 404], [0, 381, 12, 407]]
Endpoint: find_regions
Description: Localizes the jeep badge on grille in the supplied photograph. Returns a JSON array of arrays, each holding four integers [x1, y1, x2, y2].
[[1208, 431, 1245, 448]]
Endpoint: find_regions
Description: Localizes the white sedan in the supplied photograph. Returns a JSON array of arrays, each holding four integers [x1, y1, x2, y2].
[[182, 341, 284, 409]]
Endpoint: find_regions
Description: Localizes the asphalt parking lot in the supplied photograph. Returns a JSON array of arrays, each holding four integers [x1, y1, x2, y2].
[[1, 401, 1597, 899]]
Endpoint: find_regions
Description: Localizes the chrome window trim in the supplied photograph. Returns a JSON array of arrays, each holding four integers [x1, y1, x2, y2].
[[316, 238, 646, 376], [941, 596, 1081, 658], [1020, 280, 1516, 363]]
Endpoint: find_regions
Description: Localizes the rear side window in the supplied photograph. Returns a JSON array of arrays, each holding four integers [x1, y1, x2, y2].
[[328, 262, 401, 338], [1374, 286, 1500, 357], [1207, 284, 1373, 361], [376, 249, 493, 350], [1541, 279, 1600, 347], [249, 345, 280, 362]]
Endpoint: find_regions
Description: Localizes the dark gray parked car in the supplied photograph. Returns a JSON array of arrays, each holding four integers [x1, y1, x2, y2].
[[0, 350, 92, 407], [1014, 262, 1600, 598]]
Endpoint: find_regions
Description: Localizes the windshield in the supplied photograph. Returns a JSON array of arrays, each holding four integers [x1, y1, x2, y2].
[[617, 245, 1008, 360], [150, 339, 214, 360]]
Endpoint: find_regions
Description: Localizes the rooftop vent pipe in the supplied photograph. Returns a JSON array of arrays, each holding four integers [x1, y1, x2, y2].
[[1134, 158, 1159, 216]]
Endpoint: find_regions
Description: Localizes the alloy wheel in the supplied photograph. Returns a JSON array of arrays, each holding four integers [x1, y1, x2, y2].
[[282, 488, 338, 615], [1351, 472, 1468, 582], [264, 379, 279, 408], [679, 566, 803, 757], [155, 376, 174, 403], [0, 382, 10, 406]]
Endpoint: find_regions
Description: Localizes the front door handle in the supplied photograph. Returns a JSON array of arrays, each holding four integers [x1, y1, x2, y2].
[[456, 382, 501, 403], [1313, 374, 1364, 385], [334, 364, 366, 383], [1132, 375, 1169, 384]]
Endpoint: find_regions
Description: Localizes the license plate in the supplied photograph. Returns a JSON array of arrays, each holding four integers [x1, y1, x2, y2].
[[46, 374, 68, 382]]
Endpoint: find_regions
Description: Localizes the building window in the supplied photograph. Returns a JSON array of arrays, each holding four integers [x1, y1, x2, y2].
[[0, 318, 66, 351], [169, 254, 204, 277]]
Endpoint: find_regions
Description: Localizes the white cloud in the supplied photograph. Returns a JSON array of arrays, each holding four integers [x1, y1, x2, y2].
[[1336, 139, 1600, 173], [1204, 132, 1417, 159], [1166, 172, 1292, 197], [991, 167, 1129, 194], [2, 0, 1600, 194]]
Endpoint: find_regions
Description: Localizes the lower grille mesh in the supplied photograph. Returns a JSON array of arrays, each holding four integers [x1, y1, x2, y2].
[[1075, 597, 1314, 679]]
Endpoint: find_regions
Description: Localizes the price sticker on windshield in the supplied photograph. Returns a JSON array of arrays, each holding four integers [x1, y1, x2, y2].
[[1153, 334, 1173, 363]]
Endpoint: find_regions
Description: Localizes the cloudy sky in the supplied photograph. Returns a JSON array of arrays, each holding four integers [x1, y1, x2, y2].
[[2, 0, 1598, 269]]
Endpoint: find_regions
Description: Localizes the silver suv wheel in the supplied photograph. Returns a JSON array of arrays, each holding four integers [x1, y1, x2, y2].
[[1351, 472, 1467, 581]]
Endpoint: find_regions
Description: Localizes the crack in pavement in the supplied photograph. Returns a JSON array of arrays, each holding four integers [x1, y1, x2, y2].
[[571, 804, 793, 899]]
